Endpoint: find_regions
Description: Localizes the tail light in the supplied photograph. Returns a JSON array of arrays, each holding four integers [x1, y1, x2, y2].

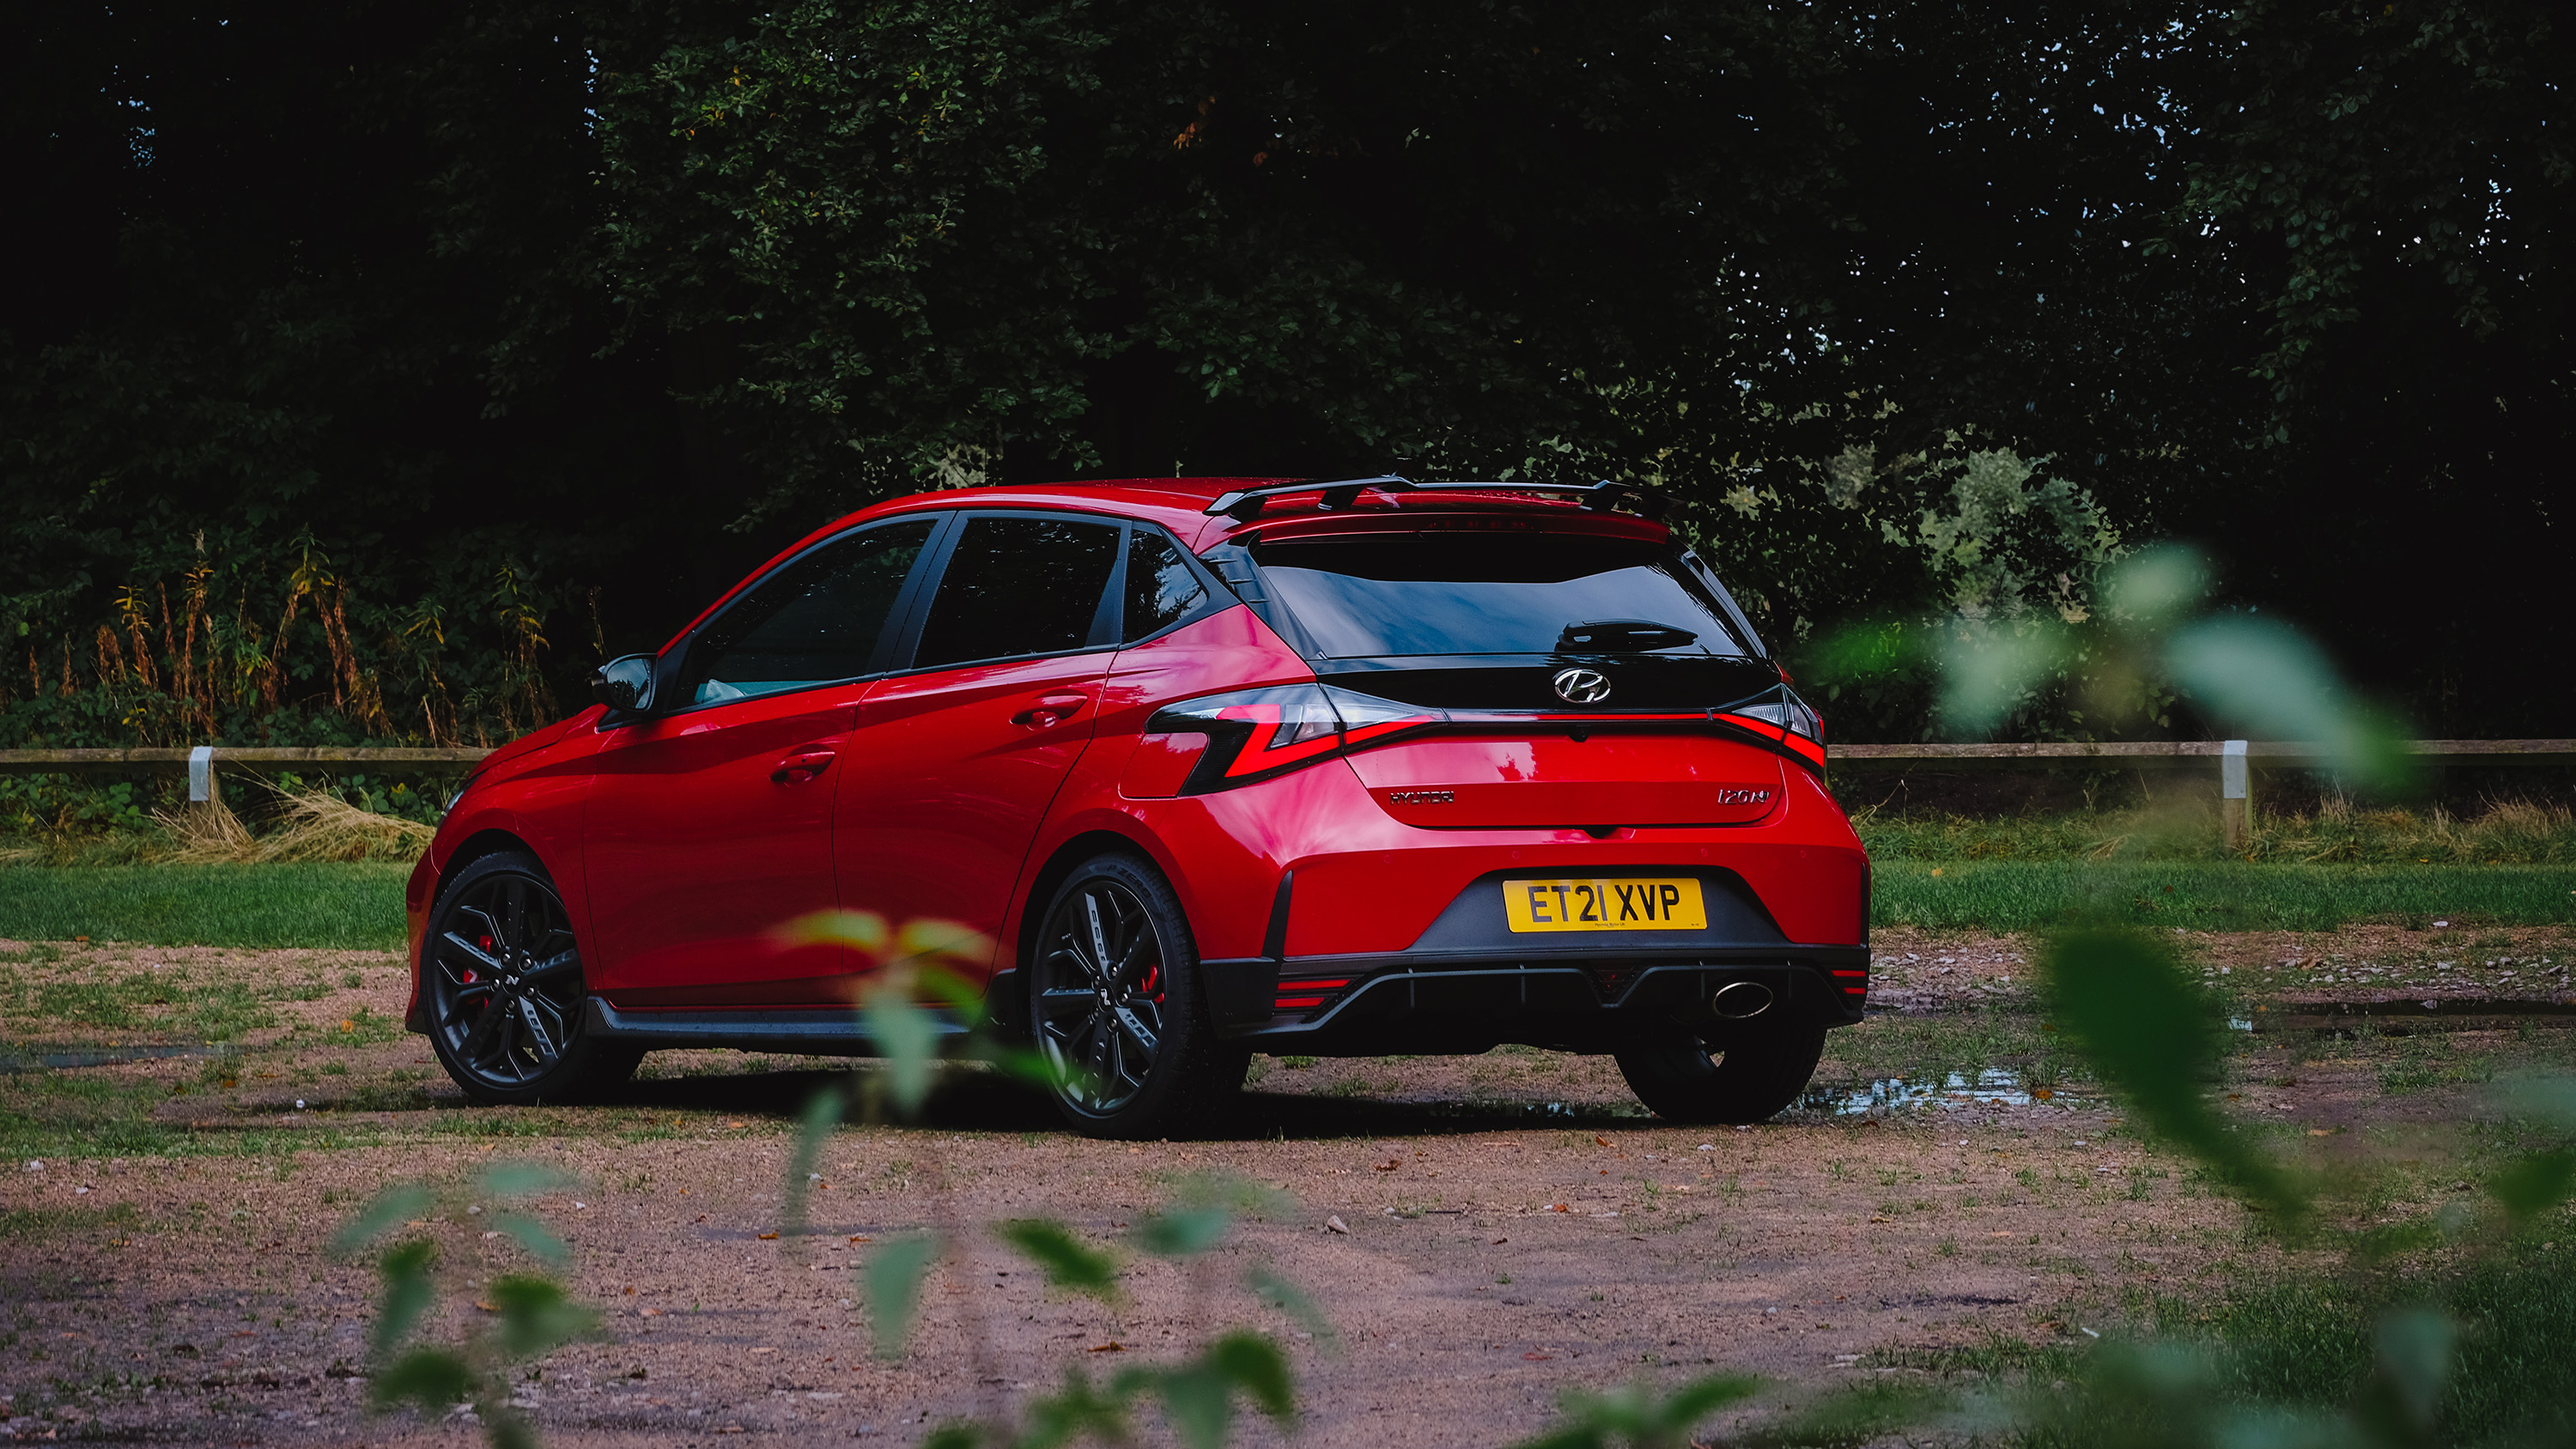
[[1146, 685, 1439, 793], [1148, 680, 1830, 793], [1711, 685, 1827, 771]]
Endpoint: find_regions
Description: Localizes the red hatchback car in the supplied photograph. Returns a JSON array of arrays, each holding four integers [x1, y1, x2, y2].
[[406, 476, 1869, 1137]]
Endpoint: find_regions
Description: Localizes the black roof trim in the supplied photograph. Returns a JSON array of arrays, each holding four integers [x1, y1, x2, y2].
[[1204, 475, 1673, 524]]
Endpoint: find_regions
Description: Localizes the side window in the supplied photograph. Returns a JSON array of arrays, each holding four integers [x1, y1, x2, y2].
[[677, 518, 936, 706], [910, 515, 1121, 670], [1121, 529, 1211, 642]]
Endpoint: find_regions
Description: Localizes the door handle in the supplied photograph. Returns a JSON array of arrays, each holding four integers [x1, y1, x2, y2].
[[769, 748, 837, 785], [1010, 692, 1092, 728]]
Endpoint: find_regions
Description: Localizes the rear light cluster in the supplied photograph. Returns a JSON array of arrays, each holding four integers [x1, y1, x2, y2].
[[1831, 967, 1868, 1001], [1146, 685, 1437, 793], [1710, 686, 1826, 770], [1146, 681, 1830, 794]]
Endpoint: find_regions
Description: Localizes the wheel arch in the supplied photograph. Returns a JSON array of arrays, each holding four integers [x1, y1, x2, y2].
[[435, 828, 548, 893], [993, 825, 1183, 1034], [408, 828, 569, 1034]]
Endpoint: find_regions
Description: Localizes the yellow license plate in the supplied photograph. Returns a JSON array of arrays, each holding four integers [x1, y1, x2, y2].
[[1504, 877, 1705, 932]]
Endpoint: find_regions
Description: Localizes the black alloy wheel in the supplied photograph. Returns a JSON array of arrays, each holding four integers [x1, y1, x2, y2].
[[1613, 1023, 1828, 1125], [424, 850, 639, 1106], [1029, 852, 1243, 1137]]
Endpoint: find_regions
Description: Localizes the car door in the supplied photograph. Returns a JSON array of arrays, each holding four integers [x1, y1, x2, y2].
[[582, 517, 940, 1007], [833, 512, 1126, 982]]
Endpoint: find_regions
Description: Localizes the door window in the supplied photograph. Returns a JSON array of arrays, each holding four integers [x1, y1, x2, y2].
[[1121, 529, 1211, 642], [678, 518, 937, 706], [911, 515, 1121, 669]]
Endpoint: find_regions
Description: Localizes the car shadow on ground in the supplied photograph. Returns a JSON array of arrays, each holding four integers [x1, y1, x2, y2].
[[604, 1064, 1658, 1140]]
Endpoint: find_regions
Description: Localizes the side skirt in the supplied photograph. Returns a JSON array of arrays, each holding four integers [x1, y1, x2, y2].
[[582, 999, 969, 1057]]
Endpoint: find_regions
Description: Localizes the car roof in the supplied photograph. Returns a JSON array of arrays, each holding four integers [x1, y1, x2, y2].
[[668, 476, 1672, 650], [847, 476, 1671, 549]]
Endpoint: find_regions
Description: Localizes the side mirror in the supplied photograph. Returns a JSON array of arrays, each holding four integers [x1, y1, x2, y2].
[[591, 653, 658, 715]]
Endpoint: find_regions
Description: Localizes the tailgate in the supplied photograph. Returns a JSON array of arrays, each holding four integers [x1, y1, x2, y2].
[[1346, 733, 1785, 828]]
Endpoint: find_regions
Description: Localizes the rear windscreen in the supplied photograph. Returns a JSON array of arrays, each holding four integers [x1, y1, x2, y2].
[[1251, 532, 1751, 658]]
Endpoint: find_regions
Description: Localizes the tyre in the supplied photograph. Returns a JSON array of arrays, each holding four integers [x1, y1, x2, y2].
[[1613, 1024, 1828, 1125], [1027, 852, 1246, 1138], [422, 849, 642, 1106]]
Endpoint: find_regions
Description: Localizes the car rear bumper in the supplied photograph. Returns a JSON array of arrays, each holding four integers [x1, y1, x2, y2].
[[1200, 945, 1867, 1055]]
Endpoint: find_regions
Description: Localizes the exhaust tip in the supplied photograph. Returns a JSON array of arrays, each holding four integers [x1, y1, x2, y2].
[[1710, 980, 1774, 1019]]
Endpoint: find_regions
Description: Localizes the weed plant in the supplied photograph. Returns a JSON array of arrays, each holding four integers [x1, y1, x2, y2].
[[1856, 796, 2576, 865]]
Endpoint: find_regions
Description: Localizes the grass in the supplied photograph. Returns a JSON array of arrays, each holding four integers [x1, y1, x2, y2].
[[1874, 861, 2576, 933], [1855, 796, 2576, 865], [0, 863, 408, 948], [0, 852, 2567, 951]]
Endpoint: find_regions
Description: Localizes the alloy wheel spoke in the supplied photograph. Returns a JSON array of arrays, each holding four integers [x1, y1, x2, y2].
[[1111, 1004, 1159, 1063], [501, 879, 529, 955], [523, 949, 581, 982], [517, 996, 561, 1063], [1036, 987, 1096, 1022], [1047, 936, 1099, 986], [442, 931, 506, 975], [1108, 927, 1150, 988], [1083, 894, 1117, 993], [459, 994, 510, 1064]]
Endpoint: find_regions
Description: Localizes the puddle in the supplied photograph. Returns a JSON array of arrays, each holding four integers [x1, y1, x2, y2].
[[1801, 1068, 2075, 1116], [0, 1044, 235, 1075]]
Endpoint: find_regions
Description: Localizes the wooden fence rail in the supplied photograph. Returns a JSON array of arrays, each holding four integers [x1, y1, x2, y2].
[[2, 738, 2569, 848]]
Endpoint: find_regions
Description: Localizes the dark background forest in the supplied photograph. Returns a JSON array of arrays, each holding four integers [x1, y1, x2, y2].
[[3, 0, 2567, 750]]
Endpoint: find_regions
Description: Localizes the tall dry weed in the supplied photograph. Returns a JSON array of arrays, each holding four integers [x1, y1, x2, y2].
[[159, 788, 433, 864]]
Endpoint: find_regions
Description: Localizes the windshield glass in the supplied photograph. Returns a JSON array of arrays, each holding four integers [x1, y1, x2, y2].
[[1251, 532, 1751, 658]]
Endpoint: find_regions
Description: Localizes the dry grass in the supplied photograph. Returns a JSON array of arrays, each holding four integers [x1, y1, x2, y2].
[[2255, 794, 2576, 864], [157, 789, 433, 864], [1861, 794, 2576, 864]]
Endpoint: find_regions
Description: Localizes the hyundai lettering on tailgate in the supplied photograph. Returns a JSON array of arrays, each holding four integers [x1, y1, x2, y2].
[[1503, 877, 1708, 932]]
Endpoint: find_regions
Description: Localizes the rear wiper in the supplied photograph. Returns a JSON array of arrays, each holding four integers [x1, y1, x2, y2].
[[1557, 619, 1698, 652]]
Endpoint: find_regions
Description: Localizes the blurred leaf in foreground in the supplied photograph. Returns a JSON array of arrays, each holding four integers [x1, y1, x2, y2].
[[1510, 1372, 1760, 1449], [1127, 1331, 1296, 1449], [331, 1183, 434, 1257], [2041, 926, 2305, 1222], [866, 1233, 941, 1360], [2164, 616, 2414, 791], [997, 1218, 1120, 1300]]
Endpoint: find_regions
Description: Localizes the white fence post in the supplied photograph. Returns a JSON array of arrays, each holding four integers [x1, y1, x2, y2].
[[2221, 740, 2250, 851], [185, 744, 222, 825]]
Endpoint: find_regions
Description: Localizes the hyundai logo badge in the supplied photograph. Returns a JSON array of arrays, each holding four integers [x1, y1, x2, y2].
[[1552, 667, 1612, 705]]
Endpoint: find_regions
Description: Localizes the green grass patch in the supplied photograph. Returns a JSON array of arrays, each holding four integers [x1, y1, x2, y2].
[[0, 863, 407, 948], [1855, 798, 2576, 865], [1873, 862, 2576, 933]]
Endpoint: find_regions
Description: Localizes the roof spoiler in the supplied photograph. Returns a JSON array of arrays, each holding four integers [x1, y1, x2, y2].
[[1203, 474, 1674, 524]]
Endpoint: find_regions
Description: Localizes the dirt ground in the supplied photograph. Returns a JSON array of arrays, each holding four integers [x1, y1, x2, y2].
[[3, 924, 2573, 1446]]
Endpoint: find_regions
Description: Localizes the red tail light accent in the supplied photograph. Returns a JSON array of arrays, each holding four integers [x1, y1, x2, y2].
[[1710, 685, 1828, 773], [1831, 967, 1868, 997], [1274, 977, 1354, 1012], [1150, 685, 1438, 792]]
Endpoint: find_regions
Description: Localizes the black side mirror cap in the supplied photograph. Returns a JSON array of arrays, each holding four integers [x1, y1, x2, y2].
[[592, 653, 658, 714]]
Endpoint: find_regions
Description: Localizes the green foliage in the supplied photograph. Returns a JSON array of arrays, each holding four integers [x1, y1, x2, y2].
[[333, 1163, 604, 1449], [863, 1232, 941, 1361], [997, 1219, 1120, 1300], [2040, 927, 2302, 1218], [1511, 1373, 1760, 1449], [927, 1334, 1295, 1449]]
